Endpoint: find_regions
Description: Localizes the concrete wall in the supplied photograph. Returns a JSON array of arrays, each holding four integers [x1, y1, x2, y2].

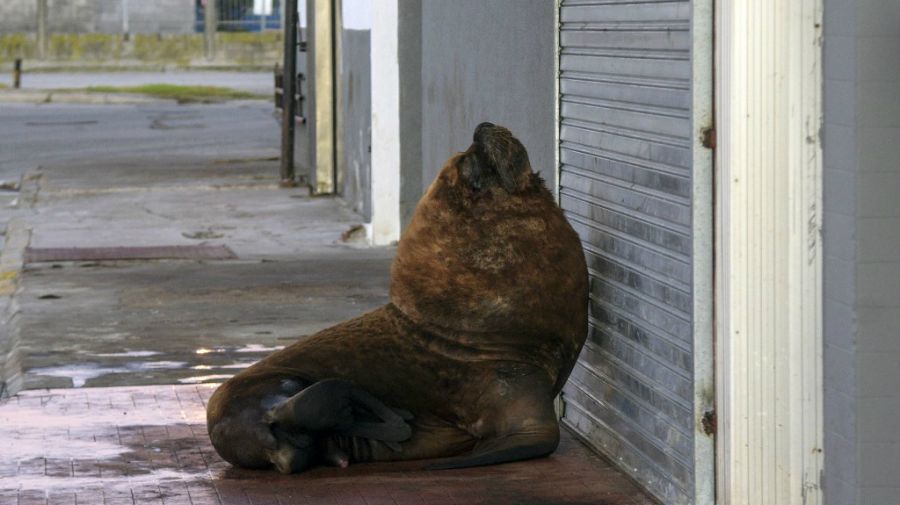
[[0, 0, 195, 34], [823, 0, 859, 502], [340, 28, 372, 220], [823, 0, 900, 503], [418, 0, 556, 204]]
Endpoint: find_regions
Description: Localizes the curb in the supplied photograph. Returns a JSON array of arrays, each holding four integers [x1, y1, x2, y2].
[[0, 219, 31, 399], [0, 90, 172, 105]]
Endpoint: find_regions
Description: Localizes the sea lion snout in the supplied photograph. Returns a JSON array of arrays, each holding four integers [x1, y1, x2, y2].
[[472, 121, 497, 144], [459, 122, 531, 193]]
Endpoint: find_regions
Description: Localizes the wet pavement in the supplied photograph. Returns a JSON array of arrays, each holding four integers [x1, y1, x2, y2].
[[0, 101, 391, 390], [19, 255, 390, 389], [0, 99, 655, 504], [0, 385, 654, 505]]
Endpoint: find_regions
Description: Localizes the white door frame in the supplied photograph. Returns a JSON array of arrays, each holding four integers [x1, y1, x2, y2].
[[692, 0, 716, 502], [714, 0, 825, 504]]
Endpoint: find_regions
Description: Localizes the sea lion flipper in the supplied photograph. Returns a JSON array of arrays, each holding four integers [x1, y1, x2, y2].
[[265, 379, 354, 432], [348, 385, 408, 425], [391, 407, 414, 421], [423, 427, 559, 470], [340, 420, 412, 444]]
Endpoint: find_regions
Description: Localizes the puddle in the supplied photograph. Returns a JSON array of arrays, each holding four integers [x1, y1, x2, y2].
[[235, 344, 284, 353], [94, 350, 163, 358], [29, 361, 188, 387], [178, 374, 234, 384], [29, 364, 129, 387], [192, 362, 256, 370], [1, 436, 127, 461], [195, 344, 282, 354], [2, 469, 207, 492], [136, 361, 188, 370]]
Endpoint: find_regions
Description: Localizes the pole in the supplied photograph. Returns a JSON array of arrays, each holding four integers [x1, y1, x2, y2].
[[260, 0, 267, 32], [36, 0, 48, 60], [204, 0, 217, 61], [280, 0, 298, 186], [122, 0, 129, 39], [13, 59, 21, 89]]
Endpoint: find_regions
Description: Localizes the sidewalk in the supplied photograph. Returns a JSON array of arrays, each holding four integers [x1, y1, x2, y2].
[[4, 156, 391, 391], [0, 106, 653, 504], [0, 385, 651, 505]]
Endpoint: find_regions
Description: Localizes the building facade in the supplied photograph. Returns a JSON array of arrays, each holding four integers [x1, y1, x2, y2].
[[295, 1, 900, 503]]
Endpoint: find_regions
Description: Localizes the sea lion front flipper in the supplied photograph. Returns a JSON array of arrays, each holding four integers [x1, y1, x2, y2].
[[425, 372, 560, 470], [265, 379, 355, 432], [340, 420, 411, 443], [423, 426, 560, 470], [348, 386, 410, 426]]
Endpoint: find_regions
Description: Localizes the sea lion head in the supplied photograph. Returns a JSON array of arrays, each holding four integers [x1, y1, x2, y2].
[[391, 123, 589, 354], [456, 122, 533, 194]]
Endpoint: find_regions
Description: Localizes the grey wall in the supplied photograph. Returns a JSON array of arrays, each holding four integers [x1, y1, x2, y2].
[[418, 0, 556, 202], [398, 0, 422, 231], [340, 28, 372, 220], [0, 0, 195, 34], [823, 1, 900, 504], [823, 0, 859, 502]]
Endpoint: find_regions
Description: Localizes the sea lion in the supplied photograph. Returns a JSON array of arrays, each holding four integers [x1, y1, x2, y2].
[[207, 122, 588, 472]]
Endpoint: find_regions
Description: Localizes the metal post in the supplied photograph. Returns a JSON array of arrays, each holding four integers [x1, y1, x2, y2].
[[204, 0, 217, 61], [36, 0, 48, 60], [260, 0, 267, 32], [122, 0, 129, 39], [13, 59, 21, 89], [279, 0, 298, 186]]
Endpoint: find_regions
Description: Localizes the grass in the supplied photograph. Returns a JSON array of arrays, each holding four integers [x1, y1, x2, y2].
[[0, 83, 7, 90], [83, 83, 263, 103]]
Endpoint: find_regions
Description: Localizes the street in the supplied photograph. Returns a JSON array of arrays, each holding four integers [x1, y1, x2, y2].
[[0, 71, 274, 96]]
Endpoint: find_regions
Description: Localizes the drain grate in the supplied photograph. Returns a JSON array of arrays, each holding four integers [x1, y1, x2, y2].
[[25, 245, 237, 263]]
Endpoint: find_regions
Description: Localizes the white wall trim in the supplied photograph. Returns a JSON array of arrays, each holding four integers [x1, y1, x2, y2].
[[368, 0, 401, 245], [715, 0, 825, 503], [691, 0, 716, 503]]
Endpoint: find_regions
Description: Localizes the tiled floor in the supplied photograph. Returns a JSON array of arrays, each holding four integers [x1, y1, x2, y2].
[[0, 385, 654, 505]]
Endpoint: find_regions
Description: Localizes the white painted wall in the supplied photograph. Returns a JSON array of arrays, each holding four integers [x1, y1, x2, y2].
[[368, 0, 401, 245], [342, 0, 372, 30], [715, 0, 824, 504]]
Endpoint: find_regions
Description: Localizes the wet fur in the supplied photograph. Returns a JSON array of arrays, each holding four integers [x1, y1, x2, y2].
[[207, 123, 589, 471]]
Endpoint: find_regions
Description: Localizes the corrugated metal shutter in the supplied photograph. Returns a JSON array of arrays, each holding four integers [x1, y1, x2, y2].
[[558, 1, 695, 504]]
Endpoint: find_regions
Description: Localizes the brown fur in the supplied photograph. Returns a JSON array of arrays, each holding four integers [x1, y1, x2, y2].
[[207, 124, 588, 469]]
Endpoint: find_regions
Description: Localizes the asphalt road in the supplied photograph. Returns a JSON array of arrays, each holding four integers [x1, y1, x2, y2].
[[0, 100, 280, 183], [0, 71, 274, 95]]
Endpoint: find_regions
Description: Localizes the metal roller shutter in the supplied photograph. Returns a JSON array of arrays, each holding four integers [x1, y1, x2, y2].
[[558, 1, 695, 504]]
